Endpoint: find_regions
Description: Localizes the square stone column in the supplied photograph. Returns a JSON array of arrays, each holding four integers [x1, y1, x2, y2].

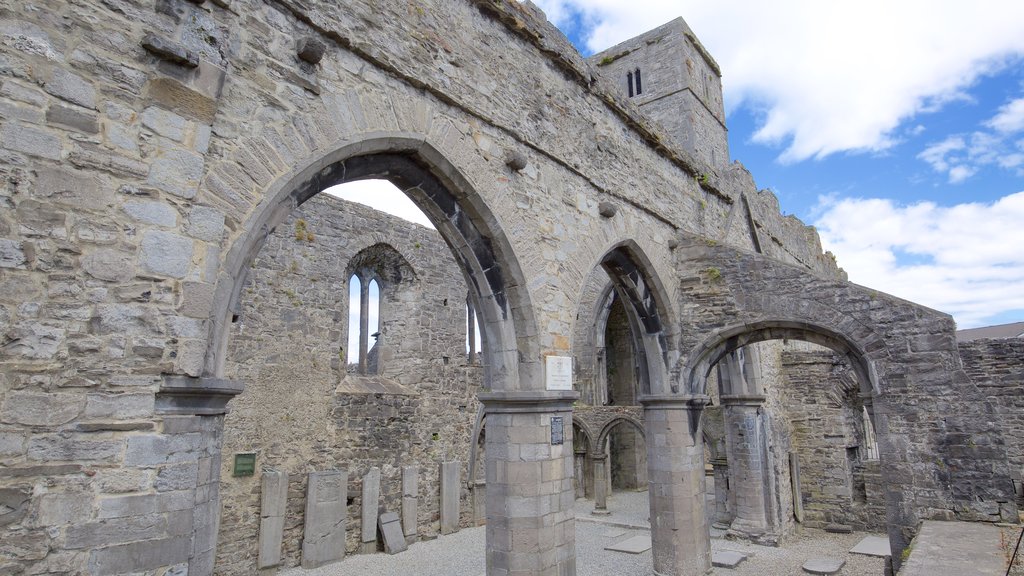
[[640, 394, 712, 576], [720, 394, 770, 540], [478, 390, 578, 576]]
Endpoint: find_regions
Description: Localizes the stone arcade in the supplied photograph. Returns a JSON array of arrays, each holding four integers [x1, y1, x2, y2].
[[0, 1, 1020, 575]]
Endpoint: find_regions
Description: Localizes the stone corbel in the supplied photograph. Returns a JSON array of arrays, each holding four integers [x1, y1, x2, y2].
[[156, 375, 245, 415]]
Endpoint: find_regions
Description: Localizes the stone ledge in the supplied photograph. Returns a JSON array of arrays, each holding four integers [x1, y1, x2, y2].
[[477, 390, 579, 413], [155, 376, 244, 415]]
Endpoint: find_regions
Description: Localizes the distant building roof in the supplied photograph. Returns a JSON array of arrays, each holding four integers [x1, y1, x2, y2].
[[956, 321, 1024, 342]]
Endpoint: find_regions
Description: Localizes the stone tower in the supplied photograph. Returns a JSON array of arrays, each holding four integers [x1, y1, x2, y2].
[[589, 17, 729, 167]]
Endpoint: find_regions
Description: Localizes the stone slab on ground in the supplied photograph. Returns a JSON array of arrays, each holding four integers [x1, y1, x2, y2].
[[440, 461, 460, 535], [802, 558, 845, 574], [711, 550, 747, 568], [604, 535, 652, 554], [378, 511, 407, 555], [900, 520, 1010, 576], [301, 470, 347, 569], [257, 469, 288, 568], [600, 528, 627, 538], [849, 535, 891, 557]]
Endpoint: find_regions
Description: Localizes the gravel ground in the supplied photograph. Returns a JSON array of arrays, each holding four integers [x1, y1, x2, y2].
[[280, 491, 889, 576]]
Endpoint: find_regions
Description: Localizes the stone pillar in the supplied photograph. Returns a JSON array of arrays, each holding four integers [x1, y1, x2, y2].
[[258, 470, 288, 568], [402, 465, 418, 543], [478, 390, 578, 576], [358, 273, 370, 374], [710, 458, 732, 529], [721, 394, 770, 540], [640, 394, 711, 576], [361, 467, 381, 553], [591, 455, 611, 515], [473, 480, 487, 526]]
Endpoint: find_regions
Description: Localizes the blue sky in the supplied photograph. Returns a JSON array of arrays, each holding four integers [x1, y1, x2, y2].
[[333, 1, 1024, 329]]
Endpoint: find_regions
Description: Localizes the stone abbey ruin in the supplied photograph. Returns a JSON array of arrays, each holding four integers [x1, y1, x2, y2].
[[0, 0, 1022, 575]]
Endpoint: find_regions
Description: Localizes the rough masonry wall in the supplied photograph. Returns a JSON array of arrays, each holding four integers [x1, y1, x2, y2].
[[779, 347, 885, 530], [218, 194, 481, 573], [0, 0, 864, 572], [958, 338, 1024, 499]]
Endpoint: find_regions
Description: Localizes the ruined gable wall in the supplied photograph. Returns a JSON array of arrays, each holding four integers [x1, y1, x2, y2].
[[219, 194, 481, 573], [776, 347, 886, 531], [958, 338, 1024, 498]]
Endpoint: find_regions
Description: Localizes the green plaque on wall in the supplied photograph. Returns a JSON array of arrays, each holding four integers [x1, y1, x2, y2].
[[233, 453, 256, 477]]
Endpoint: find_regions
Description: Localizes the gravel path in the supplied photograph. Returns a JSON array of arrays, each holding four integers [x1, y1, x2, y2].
[[280, 491, 888, 576]]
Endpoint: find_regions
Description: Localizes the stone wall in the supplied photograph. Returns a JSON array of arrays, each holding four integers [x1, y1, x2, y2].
[[217, 194, 482, 573], [0, 0, 1005, 573], [958, 338, 1024, 500], [778, 347, 885, 531]]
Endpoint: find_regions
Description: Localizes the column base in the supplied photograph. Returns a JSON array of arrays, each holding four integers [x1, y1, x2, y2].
[[591, 508, 611, 516], [725, 524, 779, 547]]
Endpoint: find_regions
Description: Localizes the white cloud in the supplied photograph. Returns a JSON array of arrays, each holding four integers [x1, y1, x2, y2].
[[987, 97, 1024, 133], [533, 0, 1024, 163], [918, 136, 965, 173], [813, 191, 1024, 328], [916, 99, 1024, 181]]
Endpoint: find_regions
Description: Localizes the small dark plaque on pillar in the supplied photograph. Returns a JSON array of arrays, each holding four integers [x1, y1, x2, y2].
[[550, 416, 564, 445], [233, 452, 256, 477]]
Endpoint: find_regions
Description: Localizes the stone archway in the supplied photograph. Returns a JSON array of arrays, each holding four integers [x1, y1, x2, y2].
[[587, 242, 711, 576], [157, 135, 576, 574], [673, 233, 1018, 570]]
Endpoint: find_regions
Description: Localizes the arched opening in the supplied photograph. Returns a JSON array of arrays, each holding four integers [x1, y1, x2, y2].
[[601, 418, 647, 491], [682, 321, 893, 549], [572, 420, 593, 499], [206, 140, 538, 574]]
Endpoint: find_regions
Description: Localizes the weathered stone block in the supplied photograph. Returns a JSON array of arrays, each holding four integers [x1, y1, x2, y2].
[[84, 392, 155, 420], [141, 34, 199, 68], [87, 536, 190, 574], [0, 238, 27, 269], [2, 323, 64, 359], [35, 491, 92, 526], [141, 106, 188, 141], [297, 37, 327, 64], [0, 487, 30, 527], [1, 391, 83, 426], [0, 123, 60, 160], [33, 166, 106, 207], [27, 435, 123, 463], [156, 461, 199, 492], [146, 77, 218, 125], [0, 432, 26, 457], [177, 281, 216, 318], [124, 433, 203, 467], [378, 511, 407, 554], [97, 490, 194, 520], [46, 103, 99, 134], [139, 230, 194, 278], [43, 67, 96, 109], [123, 200, 178, 227], [185, 205, 224, 242], [146, 145, 204, 199]]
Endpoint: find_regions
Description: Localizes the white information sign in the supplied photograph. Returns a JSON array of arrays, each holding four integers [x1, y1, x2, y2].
[[545, 356, 573, 391]]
